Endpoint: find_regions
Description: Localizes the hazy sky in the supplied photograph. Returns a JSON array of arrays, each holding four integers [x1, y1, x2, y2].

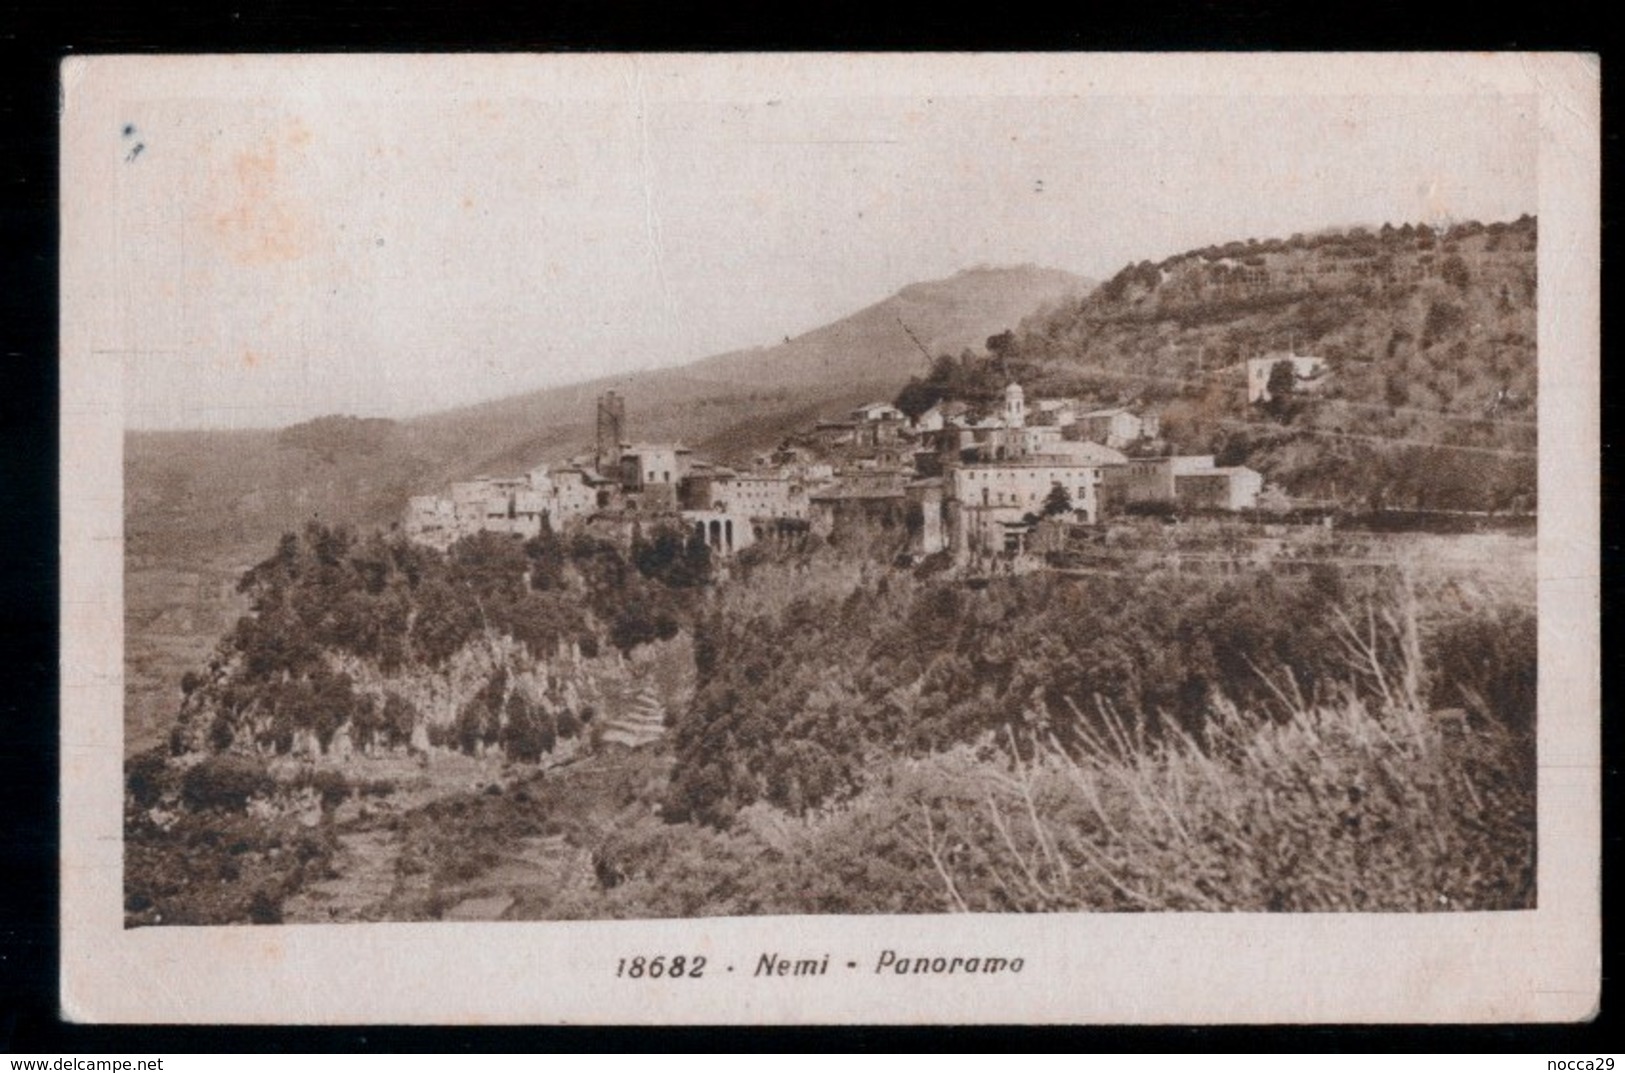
[[92, 58, 1537, 429]]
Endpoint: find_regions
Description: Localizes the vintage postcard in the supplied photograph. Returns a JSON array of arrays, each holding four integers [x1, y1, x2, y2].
[[60, 53, 1599, 1023]]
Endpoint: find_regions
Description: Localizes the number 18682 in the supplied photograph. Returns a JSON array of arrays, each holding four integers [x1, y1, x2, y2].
[[616, 955, 707, 979]]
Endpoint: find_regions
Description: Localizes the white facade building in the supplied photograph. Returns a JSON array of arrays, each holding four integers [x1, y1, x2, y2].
[[725, 474, 809, 520], [952, 462, 1103, 520]]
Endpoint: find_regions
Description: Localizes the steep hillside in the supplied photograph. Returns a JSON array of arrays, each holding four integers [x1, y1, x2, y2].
[[1014, 218, 1534, 406], [993, 217, 1538, 510]]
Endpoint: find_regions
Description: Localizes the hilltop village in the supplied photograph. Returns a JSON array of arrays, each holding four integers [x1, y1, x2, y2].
[[403, 377, 1270, 564], [391, 214, 1539, 565]]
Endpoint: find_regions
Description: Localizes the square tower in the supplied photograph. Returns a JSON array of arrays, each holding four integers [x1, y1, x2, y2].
[[596, 392, 626, 476]]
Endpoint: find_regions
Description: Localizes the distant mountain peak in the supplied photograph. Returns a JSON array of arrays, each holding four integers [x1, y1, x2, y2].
[[692, 265, 1092, 389]]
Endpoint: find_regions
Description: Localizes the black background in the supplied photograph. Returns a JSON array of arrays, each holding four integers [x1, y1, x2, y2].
[[1, 0, 1613, 1053]]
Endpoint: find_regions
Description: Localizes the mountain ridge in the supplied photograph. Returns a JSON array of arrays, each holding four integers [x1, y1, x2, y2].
[[127, 262, 1091, 560], [682, 263, 1086, 388]]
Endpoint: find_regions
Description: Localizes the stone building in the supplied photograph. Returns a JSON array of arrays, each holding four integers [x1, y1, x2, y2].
[[1101, 457, 1179, 510], [849, 402, 908, 447], [809, 477, 909, 541], [620, 443, 691, 491], [1100, 455, 1263, 513], [728, 474, 809, 520], [680, 468, 807, 523], [677, 466, 734, 513], [549, 466, 602, 522], [1031, 440, 1128, 468], [1019, 425, 1066, 456], [943, 459, 1108, 556], [403, 494, 456, 544], [1174, 465, 1264, 511], [1074, 407, 1160, 449], [1031, 397, 1080, 429]]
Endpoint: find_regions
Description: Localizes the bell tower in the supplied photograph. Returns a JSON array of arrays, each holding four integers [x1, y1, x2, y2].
[[1003, 382, 1025, 428]]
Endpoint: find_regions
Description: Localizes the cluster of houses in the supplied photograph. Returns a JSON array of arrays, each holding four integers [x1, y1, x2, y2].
[[404, 383, 1264, 562]]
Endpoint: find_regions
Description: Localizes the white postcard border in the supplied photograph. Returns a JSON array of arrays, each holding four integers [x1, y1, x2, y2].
[[59, 52, 1600, 1025]]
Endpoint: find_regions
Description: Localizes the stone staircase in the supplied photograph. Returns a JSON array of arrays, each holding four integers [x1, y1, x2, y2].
[[596, 684, 667, 748]]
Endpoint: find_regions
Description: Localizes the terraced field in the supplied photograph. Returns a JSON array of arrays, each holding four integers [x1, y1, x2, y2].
[[281, 749, 670, 924]]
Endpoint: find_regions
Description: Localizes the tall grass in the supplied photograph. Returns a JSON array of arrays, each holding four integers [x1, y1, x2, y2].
[[579, 581, 1536, 918], [904, 590, 1535, 912]]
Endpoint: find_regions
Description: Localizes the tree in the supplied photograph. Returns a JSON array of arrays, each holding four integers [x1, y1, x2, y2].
[[502, 692, 549, 762], [1440, 254, 1471, 289], [1265, 360, 1297, 403], [1042, 483, 1073, 518], [683, 530, 714, 587], [306, 669, 359, 753], [382, 693, 418, 749], [633, 524, 711, 589], [126, 749, 170, 808], [1263, 360, 1300, 422], [893, 378, 947, 422], [412, 577, 481, 666], [611, 606, 660, 654], [1422, 299, 1465, 348], [524, 517, 568, 591]]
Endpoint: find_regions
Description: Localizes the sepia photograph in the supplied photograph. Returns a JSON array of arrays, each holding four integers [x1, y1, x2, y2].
[[59, 53, 1598, 1023]]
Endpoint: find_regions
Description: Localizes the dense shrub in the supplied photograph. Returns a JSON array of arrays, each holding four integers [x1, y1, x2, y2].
[[1123, 499, 1180, 519], [291, 768, 353, 810], [664, 558, 1535, 831], [666, 565, 1396, 824], [1427, 603, 1537, 731], [1422, 299, 1466, 346], [125, 808, 337, 927], [502, 691, 554, 762], [125, 748, 172, 809], [180, 756, 276, 812]]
